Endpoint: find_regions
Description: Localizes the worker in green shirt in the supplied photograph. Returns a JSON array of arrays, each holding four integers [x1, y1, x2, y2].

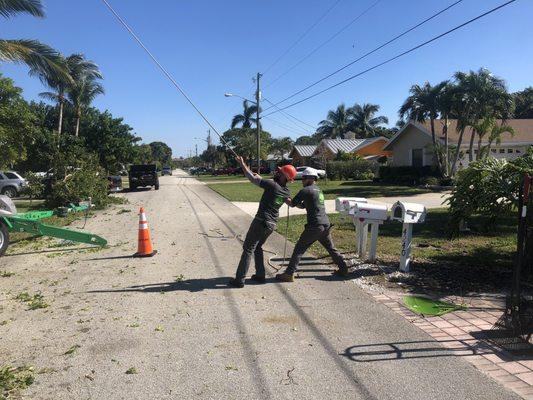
[[229, 156, 297, 288], [276, 167, 349, 282]]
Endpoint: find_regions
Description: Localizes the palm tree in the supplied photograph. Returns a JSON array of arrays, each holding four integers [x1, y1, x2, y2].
[[32, 54, 102, 137], [0, 0, 68, 81], [453, 69, 509, 162], [399, 81, 448, 172], [68, 75, 104, 137], [348, 103, 388, 138], [271, 137, 294, 160], [231, 100, 259, 129], [317, 104, 351, 139], [473, 117, 515, 158]]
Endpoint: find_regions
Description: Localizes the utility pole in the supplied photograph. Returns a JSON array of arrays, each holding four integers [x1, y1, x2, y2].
[[255, 72, 262, 172], [207, 129, 212, 148], [195, 144, 198, 158]]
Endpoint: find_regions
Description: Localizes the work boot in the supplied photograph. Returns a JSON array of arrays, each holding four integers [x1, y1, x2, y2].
[[250, 274, 266, 284], [332, 268, 349, 278], [275, 272, 294, 282], [228, 278, 244, 288]]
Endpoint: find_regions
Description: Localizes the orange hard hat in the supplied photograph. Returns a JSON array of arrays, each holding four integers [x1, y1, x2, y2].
[[277, 164, 297, 182]]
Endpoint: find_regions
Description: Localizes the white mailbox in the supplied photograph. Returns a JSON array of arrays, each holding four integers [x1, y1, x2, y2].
[[391, 201, 427, 224], [390, 201, 427, 272], [349, 201, 388, 263], [335, 197, 367, 214], [350, 202, 388, 222]]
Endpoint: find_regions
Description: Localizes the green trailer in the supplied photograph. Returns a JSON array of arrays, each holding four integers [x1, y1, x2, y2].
[[0, 195, 107, 257]]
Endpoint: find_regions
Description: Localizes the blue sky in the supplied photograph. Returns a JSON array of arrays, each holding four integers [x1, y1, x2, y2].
[[3, 0, 532, 157]]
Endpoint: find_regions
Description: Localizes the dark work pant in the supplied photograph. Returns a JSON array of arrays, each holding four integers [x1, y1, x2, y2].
[[235, 218, 274, 283], [285, 224, 347, 275]]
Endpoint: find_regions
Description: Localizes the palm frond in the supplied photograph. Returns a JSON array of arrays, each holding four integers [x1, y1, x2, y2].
[[0, 0, 44, 18], [0, 39, 70, 82], [38, 91, 60, 102]]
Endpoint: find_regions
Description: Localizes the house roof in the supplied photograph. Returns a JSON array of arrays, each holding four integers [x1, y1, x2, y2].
[[321, 137, 388, 154], [266, 152, 291, 161], [292, 145, 317, 157], [385, 119, 533, 150]]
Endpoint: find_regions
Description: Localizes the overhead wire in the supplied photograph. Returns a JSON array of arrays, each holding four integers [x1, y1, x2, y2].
[[100, 0, 239, 157], [261, 0, 343, 75], [264, 0, 383, 89], [263, 97, 316, 131], [263, 0, 517, 117], [263, 115, 309, 135], [264, 0, 464, 112]]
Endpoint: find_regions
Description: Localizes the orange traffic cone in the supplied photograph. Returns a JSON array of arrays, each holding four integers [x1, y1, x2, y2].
[[134, 207, 157, 257]]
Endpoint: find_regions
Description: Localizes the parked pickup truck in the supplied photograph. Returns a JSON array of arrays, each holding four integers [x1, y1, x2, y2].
[[128, 164, 159, 191]]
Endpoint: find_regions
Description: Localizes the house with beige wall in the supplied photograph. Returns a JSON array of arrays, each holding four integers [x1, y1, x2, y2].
[[384, 120, 533, 168]]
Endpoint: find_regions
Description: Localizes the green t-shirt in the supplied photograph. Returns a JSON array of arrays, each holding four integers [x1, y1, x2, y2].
[[255, 179, 290, 228], [292, 185, 329, 226]]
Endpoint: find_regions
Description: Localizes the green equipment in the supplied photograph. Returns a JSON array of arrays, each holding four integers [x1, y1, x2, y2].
[[0, 195, 107, 257], [403, 295, 467, 317]]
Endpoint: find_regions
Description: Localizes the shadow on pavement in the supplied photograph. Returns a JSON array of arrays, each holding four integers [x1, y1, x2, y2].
[[89, 277, 232, 293], [342, 339, 487, 363]]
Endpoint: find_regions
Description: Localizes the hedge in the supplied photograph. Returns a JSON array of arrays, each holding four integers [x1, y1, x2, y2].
[[377, 166, 441, 185], [326, 159, 376, 181]]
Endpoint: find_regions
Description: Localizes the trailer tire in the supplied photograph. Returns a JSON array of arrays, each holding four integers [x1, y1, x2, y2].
[[155, 182, 160, 190], [0, 221, 8, 257]]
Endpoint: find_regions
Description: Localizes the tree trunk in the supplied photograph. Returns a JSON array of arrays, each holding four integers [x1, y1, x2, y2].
[[443, 116, 449, 177], [75, 109, 81, 137], [430, 118, 443, 175], [57, 100, 64, 135], [477, 134, 484, 159], [468, 128, 476, 162], [451, 127, 466, 176]]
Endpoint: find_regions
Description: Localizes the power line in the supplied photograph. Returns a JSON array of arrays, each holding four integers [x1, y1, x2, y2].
[[263, 97, 316, 131], [263, 115, 309, 136], [262, 0, 343, 75], [264, 0, 383, 89], [100, 0, 238, 157], [263, 0, 516, 117], [264, 0, 464, 112]]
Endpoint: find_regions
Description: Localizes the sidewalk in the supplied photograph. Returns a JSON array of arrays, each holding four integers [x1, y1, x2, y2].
[[233, 191, 450, 217]]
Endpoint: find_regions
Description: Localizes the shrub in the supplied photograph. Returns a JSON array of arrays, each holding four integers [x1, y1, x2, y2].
[[20, 172, 45, 202], [378, 166, 441, 185], [446, 148, 533, 231], [420, 176, 440, 186], [46, 156, 109, 209], [326, 159, 376, 180]]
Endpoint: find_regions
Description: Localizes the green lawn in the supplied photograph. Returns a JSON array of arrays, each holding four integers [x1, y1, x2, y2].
[[208, 180, 435, 202], [276, 208, 517, 293], [195, 174, 247, 182]]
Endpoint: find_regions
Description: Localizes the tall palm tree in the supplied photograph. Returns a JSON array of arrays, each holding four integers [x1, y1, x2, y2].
[[231, 100, 259, 129], [32, 54, 102, 137], [317, 103, 351, 139], [348, 103, 388, 138], [399, 81, 448, 172], [271, 137, 294, 160], [473, 117, 515, 158], [0, 0, 68, 80], [68, 75, 104, 137], [453, 69, 509, 162]]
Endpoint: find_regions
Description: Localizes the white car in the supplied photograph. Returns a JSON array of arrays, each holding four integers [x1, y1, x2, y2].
[[294, 166, 326, 180]]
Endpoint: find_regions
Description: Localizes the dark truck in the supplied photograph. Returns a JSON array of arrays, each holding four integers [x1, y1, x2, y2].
[[128, 164, 159, 191]]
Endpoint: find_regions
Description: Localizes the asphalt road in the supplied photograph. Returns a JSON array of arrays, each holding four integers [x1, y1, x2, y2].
[[0, 170, 518, 399]]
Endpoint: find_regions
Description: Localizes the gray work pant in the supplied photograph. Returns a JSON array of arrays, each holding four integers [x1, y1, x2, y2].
[[285, 224, 347, 275], [235, 218, 274, 283]]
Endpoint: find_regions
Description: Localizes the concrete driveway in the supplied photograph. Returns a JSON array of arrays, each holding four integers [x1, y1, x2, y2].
[[0, 170, 515, 399]]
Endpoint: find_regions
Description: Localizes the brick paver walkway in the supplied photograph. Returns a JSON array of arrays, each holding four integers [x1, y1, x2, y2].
[[369, 290, 533, 399]]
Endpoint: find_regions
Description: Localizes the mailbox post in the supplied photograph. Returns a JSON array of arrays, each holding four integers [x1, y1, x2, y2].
[[391, 201, 427, 272], [349, 202, 388, 262]]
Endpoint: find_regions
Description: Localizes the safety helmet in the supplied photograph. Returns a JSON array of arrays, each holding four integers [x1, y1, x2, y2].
[[302, 167, 319, 179], [277, 164, 297, 182]]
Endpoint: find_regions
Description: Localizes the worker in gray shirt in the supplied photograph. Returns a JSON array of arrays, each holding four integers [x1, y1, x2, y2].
[[276, 167, 349, 282], [229, 156, 297, 288]]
